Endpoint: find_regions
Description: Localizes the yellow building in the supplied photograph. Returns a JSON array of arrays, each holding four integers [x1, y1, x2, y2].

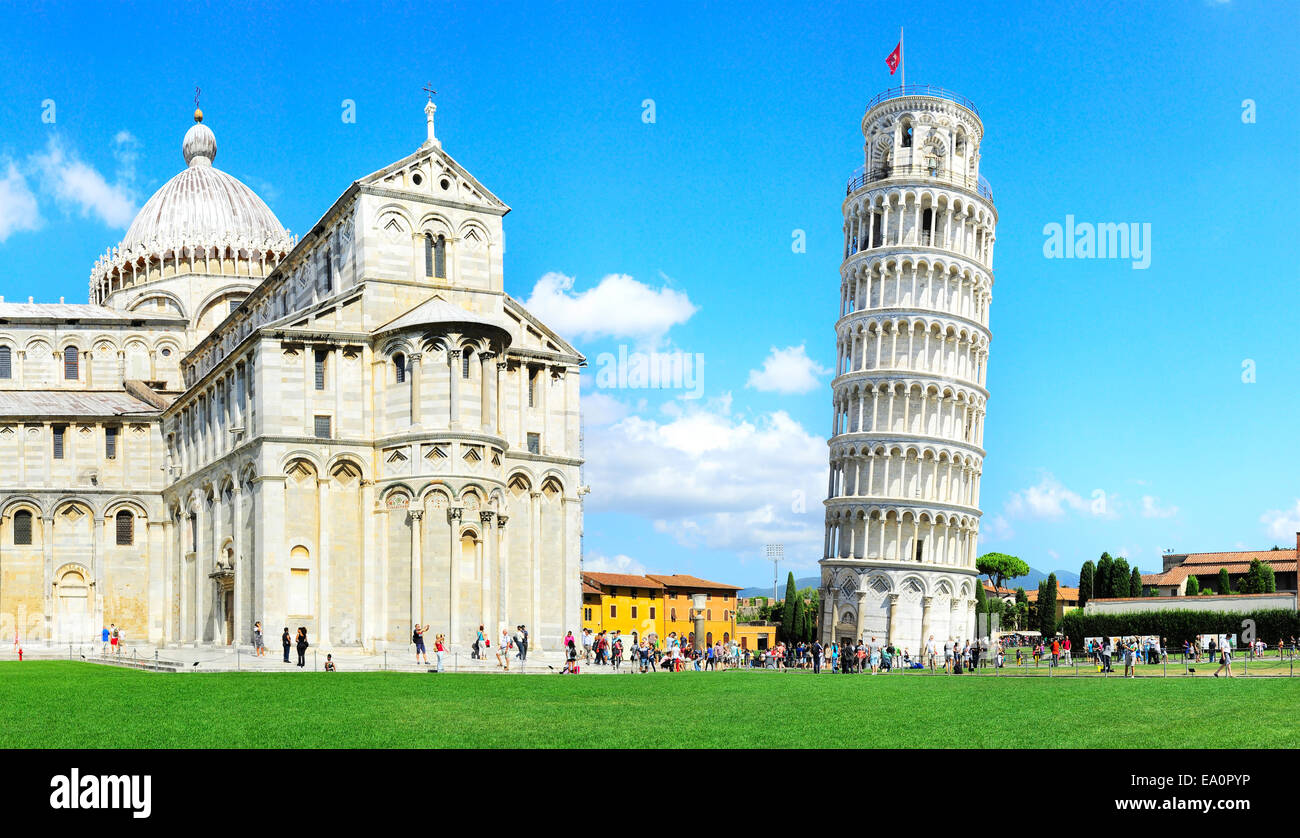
[[581, 573, 665, 639], [646, 574, 741, 648], [581, 572, 751, 650]]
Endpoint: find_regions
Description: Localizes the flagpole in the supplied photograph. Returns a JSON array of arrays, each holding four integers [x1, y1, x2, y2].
[[900, 26, 905, 88]]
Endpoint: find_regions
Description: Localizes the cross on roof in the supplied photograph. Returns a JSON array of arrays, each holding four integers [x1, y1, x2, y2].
[[423, 82, 437, 102]]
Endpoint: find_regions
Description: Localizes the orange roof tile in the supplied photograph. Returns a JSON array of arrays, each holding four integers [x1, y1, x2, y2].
[[644, 574, 740, 592], [1179, 550, 1297, 565], [581, 572, 665, 590]]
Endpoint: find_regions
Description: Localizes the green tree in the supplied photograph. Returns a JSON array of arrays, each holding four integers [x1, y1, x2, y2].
[[1217, 568, 1232, 596], [1001, 599, 1019, 630], [780, 572, 798, 642], [1112, 558, 1131, 598], [1039, 573, 1059, 636], [977, 552, 1031, 594], [1079, 560, 1096, 608], [1130, 566, 1144, 597], [1185, 575, 1200, 596], [1238, 559, 1277, 595], [1095, 553, 1114, 599]]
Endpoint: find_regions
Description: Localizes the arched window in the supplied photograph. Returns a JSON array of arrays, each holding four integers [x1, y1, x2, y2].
[[393, 352, 406, 384], [901, 122, 913, 148], [433, 235, 447, 279], [424, 234, 434, 278], [462, 348, 473, 379], [922, 208, 934, 245], [13, 510, 33, 545], [0, 345, 10, 379], [115, 510, 134, 546], [63, 346, 79, 380], [670, 608, 677, 622]]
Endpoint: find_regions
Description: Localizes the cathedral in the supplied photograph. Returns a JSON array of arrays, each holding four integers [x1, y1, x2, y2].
[[0, 99, 585, 653]]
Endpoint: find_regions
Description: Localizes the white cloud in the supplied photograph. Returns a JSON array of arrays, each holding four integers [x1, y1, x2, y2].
[[982, 514, 1014, 543], [746, 344, 830, 394], [523, 272, 698, 346], [1140, 495, 1178, 519], [1004, 474, 1090, 519], [1260, 500, 1300, 541], [581, 391, 631, 427], [584, 402, 826, 564], [31, 136, 137, 228], [584, 552, 648, 575], [0, 162, 42, 241]]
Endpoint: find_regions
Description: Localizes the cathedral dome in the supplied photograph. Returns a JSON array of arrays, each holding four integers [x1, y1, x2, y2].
[[90, 110, 296, 305], [120, 113, 288, 252]]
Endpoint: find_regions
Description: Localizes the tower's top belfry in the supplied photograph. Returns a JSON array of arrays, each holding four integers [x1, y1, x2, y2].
[[850, 85, 992, 209]]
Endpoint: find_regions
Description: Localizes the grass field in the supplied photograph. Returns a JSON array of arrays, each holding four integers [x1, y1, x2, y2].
[[2, 661, 1298, 748]]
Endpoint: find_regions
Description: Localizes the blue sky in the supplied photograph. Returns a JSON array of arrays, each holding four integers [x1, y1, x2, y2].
[[1, 0, 1297, 586]]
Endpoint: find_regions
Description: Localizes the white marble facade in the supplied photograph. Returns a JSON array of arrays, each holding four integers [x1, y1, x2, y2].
[[819, 88, 996, 654], [0, 103, 584, 652]]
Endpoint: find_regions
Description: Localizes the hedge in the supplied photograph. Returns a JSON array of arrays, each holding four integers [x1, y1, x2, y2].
[[1059, 609, 1300, 648]]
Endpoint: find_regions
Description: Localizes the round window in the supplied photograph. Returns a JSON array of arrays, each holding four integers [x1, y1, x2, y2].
[[161, 348, 172, 357], [440, 178, 451, 191], [412, 173, 423, 186]]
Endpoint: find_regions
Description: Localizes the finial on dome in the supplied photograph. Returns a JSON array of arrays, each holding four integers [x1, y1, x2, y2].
[[194, 108, 204, 123]]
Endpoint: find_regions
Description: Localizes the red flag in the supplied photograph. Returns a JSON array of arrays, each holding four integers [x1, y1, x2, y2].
[[886, 42, 901, 75]]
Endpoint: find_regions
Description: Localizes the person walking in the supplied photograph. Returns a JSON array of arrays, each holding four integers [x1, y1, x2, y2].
[[281, 627, 292, 663], [413, 623, 431, 666], [1214, 637, 1234, 678], [496, 628, 512, 670], [812, 640, 823, 674], [295, 627, 309, 668], [253, 621, 267, 657], [474, 625, 486, 660]]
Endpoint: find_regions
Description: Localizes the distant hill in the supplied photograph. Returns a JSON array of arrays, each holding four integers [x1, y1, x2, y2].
[[739, 568, 1090, 597], [1006, 568, 1082, 589], [738, 576, 819, 598]]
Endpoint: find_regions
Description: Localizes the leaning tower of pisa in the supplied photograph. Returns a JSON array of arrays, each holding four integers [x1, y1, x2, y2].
[[819, 86, 996, 654]]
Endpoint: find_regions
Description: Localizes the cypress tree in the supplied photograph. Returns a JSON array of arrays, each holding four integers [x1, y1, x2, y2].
[[1218, 568, 1232, 595], [1096, 553, 1114, 599], [781, 572, 798, 641], [1079, 560, 1095, 608], [1112, 558, 1131, 598], [1039, 573, 1059, 636], [1185, 575, 1200, 596], [1130, 566, 1144, 597]]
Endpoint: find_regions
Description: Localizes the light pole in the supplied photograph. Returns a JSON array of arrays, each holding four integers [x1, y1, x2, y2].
[[765, 544, 783, 605]]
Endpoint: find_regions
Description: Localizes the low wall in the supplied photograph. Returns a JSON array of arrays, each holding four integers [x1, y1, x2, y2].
[[1085, 593, 1296, 615]]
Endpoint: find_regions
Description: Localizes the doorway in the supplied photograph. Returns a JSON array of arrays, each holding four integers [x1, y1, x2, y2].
[[223, 590, 234, 645]]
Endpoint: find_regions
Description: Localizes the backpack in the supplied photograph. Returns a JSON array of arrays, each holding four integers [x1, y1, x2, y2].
[[412, 630, 420, 644]]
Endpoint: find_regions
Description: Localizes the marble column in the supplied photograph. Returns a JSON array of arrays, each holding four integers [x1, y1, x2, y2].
[[920, 595, 933, 660], [854, 590, 867, 642], [480, 510, 495, 635], [480, 351, 495, 433], [448, 506, 463, 642], [409, 508, 424, 627], [409, 353, 423, 427], [887, 593, 900, 647], [496, 514, 509, 635], [448, 349, 462, 428]]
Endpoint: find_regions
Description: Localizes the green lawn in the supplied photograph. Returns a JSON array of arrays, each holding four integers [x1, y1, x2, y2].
[[2, 661, 1297, 748]]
